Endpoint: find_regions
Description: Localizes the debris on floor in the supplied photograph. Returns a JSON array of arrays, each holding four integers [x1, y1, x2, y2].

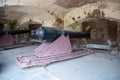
[[16, 35, 93, 68]]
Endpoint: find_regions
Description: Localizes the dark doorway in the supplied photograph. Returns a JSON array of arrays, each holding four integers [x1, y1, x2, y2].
[[0, 23, 4, 31]]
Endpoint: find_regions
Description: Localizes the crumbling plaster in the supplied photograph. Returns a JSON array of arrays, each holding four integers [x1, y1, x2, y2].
[[0, 0, 68, 29], [0, 6, 56, 29], [0, 0, 120, 31], [0, 0, 55, 8], [64, 2, 120, 31]]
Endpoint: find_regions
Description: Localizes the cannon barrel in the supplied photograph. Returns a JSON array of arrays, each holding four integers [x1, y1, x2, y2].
[[36, 27, 90, 40], [0, 30, 30, 36], [0, 27, 90, 40]]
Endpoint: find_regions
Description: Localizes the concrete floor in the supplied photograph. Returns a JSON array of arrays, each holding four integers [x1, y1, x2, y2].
[[0, 45, 120, 80]]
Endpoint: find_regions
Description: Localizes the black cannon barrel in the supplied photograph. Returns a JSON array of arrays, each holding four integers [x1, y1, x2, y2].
[[36, 27, 90, 40], [0, 30, 30, 36]]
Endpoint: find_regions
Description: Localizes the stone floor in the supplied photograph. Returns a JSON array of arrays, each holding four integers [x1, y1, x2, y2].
[[0, 45, 120, 80]]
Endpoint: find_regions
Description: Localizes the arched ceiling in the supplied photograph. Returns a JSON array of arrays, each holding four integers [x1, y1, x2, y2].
[[0, 0, 120, 8], [0, 0, 120, 15], [64, 2, 120, 27], [0, 0, 120, 29]]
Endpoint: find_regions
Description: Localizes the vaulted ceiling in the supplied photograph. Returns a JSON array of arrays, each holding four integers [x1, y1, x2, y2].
[[0, 0, 120, 30]]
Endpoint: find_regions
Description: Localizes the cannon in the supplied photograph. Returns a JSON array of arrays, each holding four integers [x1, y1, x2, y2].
[[16, 35, 93, 68], [0, 30, 30, 36], [0, 27, 90, 40], [16, 27, 92, 68], [35, 27, 90, 41]]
